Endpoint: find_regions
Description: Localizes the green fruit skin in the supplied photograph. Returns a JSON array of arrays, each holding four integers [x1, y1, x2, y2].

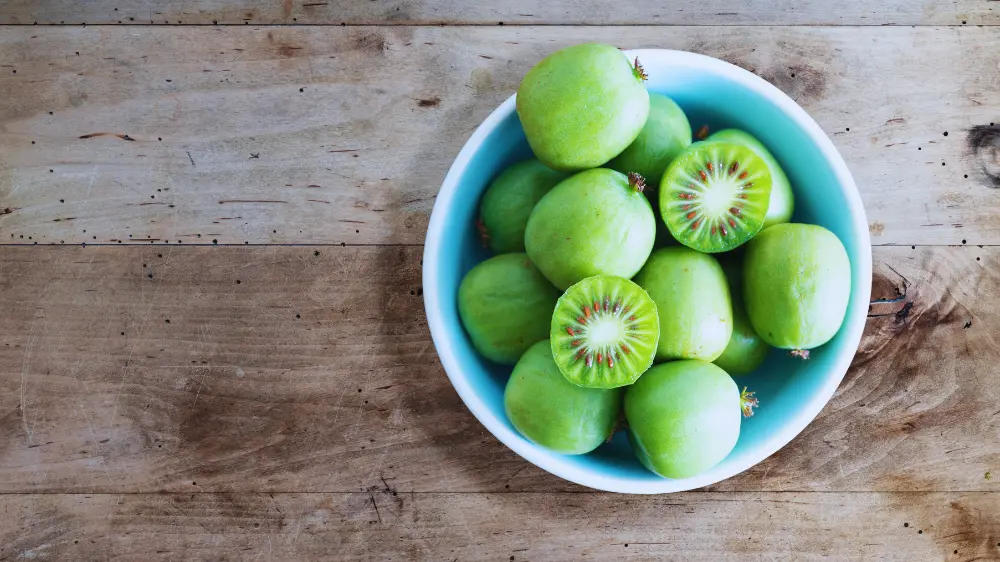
[[516, 43, 650, 171], [633, 247, 732, 362], [478, 159, 569, 254], [708, 129, 794, 229], [743, 224, 852, 350], [713, 254, 770, 375], [524, 168, 656, 290], [714, 305, 769, 375], [505, 340, 622, 455], [608, 93, 692, 184], [625, 360, 741, 479], [457, 254, 561, 364]]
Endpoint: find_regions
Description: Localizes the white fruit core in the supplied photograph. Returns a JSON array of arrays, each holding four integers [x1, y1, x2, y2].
[[586, 317, 625, 348]]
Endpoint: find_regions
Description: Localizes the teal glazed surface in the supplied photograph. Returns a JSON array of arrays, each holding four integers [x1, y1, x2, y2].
[[422, 49, 872, 494]]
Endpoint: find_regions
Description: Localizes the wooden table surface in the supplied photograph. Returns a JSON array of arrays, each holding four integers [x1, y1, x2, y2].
[[1, 2, 999, 561]]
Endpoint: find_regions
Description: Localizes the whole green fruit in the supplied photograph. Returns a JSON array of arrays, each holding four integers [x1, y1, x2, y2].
[[525, 168, 656, 290], [625, 360, 754, 479], [457, 253, 560, 364], [478, 159, 569, 254], [708, 129, 794, 229], [633, 247, 732, 362], [516, 43, 650, 171], [713, 254, 770, 375], [504, 340, 622, 455], [743, 223, 851, 351], [608, 93, 692, 184]]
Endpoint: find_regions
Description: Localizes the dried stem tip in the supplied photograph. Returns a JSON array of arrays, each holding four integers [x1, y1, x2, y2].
[[741, 387, 759, 418], [633, 57, 648, 81], [790, 349, 811, 360], [627, 172, 646, 193]]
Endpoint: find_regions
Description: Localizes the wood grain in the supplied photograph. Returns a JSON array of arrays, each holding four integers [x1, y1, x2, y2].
[[1, 492, 999, 561], [1, 245, 997, 494], [3, 26, 1000, 246], [1, 0, 999, 26]]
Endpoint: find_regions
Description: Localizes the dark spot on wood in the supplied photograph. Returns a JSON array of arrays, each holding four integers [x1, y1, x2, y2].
[[353, 33, 390, 54], [964, 320, 972, 329], [758, 64, 828, 102], [418, 97, 441, 108], [967, 124, 1000, 188]]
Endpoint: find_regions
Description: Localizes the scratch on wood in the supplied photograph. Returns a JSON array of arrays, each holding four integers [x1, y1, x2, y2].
[[328, 149, 360, 153], [79, 132, 136, 141], [369, 493, 382, 524], [218, 200, 289, 204], [186, 151, 196, 167], [338, 219, 365, 224], [307, 199, 330, 204]]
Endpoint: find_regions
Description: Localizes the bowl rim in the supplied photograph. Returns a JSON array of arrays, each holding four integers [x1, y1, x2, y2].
[[422, 48, 873, 494]]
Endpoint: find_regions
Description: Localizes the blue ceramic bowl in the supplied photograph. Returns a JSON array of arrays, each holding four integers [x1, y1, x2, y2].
[[423, 49, 872, 494]]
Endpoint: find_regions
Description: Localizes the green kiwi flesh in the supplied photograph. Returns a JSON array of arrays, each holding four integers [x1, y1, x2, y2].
[[550, 275, 659, 389], [659, 141, 773, 253]]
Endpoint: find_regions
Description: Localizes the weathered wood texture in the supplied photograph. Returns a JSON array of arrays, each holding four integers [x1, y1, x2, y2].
[[1, 245, 996, 494], [2, 492, 999, 561], [1, 0, 999, 26], [2, 26, 1000, 246]]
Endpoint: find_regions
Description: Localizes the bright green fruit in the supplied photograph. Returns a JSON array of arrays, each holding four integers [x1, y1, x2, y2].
[[457, 253, 560, 364], [525, 168, 656, 290], [659, 141, 773, 253], [550, 275, 659, 389], [625, 360, 757, 479], [504, 340, 622, 455], [743, 224, 851, 352], [708, 129, 794, 229], [478, 159, 569, 254], [608, 93, 692, 184], [516, 43, 650, 171], [633, 247, 732, 362], [713, 254, 770, 375]]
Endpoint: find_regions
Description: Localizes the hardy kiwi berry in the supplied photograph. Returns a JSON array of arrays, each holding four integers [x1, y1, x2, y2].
[[477, 159, 569, 254], [457, 253, 560, 365], [525, 168, 656, 290], [708, 129, 794, 229], [625, 360, 759, 479], [633, 247, 732, 363], [743, 224, 851, 356], [660, 141, 773, 253], [516, 43, 650, 171], [504, 340, 622, 455], [550, 275, 659, 389], [608, 93, 692, 184]]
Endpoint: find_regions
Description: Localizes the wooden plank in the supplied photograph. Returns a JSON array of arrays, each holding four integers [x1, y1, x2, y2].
[[1, 0, 998, 26], [2, 26, 1000, 246], [1, 492, 999, 560], [0, 245, 997, 493]]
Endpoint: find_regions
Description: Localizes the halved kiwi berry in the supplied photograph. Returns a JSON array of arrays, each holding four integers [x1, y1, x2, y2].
[[550, 275, 659, 389], [659, 141, 773, 253]]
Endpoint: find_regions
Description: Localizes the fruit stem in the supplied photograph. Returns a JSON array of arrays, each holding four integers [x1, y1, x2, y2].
[[632, 57, 648, 81], [790, 349, 811, 360], [627, 172, 646, 193], [740, 387, 759, 418]]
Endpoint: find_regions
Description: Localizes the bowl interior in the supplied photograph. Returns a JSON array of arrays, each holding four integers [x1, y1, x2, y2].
[[426, 50, 871, 493]]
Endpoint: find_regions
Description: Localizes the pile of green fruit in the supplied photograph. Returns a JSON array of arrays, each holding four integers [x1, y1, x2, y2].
[[457, 43, 852, 480]]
